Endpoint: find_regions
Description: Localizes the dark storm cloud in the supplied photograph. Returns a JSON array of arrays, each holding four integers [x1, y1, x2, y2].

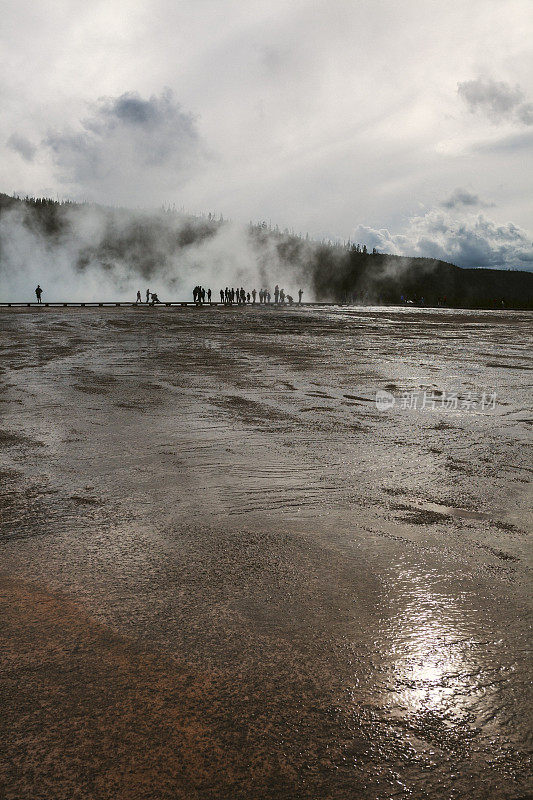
[[458, 77, 533, 125], [441, 189, 488, 209], [7, 133, 37, 162], [84, 90, 198, 138], [109, 94, 163, 125], [43, 89, 205, 204]]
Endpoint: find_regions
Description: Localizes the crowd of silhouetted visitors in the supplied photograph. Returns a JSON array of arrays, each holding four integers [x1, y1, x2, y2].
[[193, 284, 303, 306], [31, 283, 303, 307], [135, 285, 304, 306]]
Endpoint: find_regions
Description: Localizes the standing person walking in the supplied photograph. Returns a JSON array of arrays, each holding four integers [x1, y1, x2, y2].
[[35, 285, 43, 303], [298, 288, 303, 304], [136, 290, 142, 303]]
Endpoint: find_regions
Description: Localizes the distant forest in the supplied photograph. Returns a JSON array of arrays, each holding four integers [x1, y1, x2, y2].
[[1, 193, 532, 309]]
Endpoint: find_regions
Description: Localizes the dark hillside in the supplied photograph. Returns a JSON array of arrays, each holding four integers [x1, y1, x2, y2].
[[1, 193, 532, 308]]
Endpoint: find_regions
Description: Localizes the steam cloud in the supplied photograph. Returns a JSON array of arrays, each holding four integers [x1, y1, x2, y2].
[[0, 200, 314, 302]]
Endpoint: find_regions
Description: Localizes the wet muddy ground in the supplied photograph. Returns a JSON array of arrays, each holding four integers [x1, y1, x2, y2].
[[0, 305, 531, 799]]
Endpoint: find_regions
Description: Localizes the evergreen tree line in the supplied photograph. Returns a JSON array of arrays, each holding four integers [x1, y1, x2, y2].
[[1, 193, 532, 309]]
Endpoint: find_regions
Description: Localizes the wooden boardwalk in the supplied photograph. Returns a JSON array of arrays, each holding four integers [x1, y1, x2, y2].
[[0, 302, 344, 309]]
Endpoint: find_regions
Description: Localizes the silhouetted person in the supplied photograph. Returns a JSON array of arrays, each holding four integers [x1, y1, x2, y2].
[[287, 294, 293, 305], [267, 291, 271, 303], [220, 289, 224, 303], [151, 292, 160, 305], [247, 292, 250, 303], [207, 289, 212, 303], [240, 287, 245, 304], [298, 288, 303, 304], [252, 289, 257, 304], [136, 290, 141, 303], [274, 285, 279, 304], [146, 289, 150, 303], [35, 285, 43, 303]]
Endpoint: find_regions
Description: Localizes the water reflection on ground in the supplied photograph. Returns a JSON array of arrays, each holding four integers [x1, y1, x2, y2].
[[382, 565, 478, 720], [0, 306, 531, 799]]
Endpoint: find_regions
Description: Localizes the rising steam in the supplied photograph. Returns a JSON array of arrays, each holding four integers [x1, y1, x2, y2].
[[0, 198, 314, 302]]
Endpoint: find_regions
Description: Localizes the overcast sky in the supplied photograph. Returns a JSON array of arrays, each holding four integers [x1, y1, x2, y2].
[[1, 0, 532, 268]]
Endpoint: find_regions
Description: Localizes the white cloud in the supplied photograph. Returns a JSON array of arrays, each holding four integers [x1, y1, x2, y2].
[[0, 1, 532, 251], [354, 207, 533, 270]]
